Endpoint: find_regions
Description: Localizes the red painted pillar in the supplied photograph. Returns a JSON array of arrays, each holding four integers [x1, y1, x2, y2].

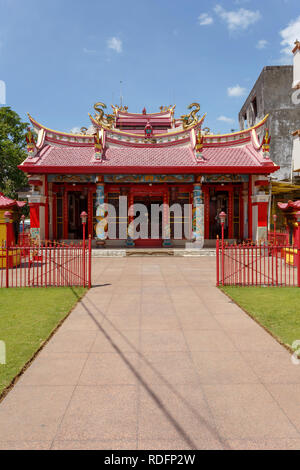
[[52, 193, 57, 240], [248, 176, 252, 240], [239, 190, 244, 241], [88, 189, 93, 237], [257, 202, 269, 229], [29, 203, 40, 240], [295, 212, 300, 286], [44, 178, 49, 240], [228, 188, 233, 239], [252, 193, 269, 242]]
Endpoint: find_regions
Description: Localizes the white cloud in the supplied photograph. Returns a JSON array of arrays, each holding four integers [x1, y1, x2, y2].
[[214, 4, 261, 31], [107, 37, 122, 53], [83, 47, 97, 55], [217, 115, 235, 124], [280, 16, 300, 56], [198, 13, 214, 26], [256, 39, 268, 49], [227, 85, 247, 97], [70, 125, 95, 135], [70, 127, 81, 134]]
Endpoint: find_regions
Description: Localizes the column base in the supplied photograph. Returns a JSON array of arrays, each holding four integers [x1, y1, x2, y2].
[[126, 238, 135, 247], [96, 239, 106, 247], [192, 237, 204, 249]]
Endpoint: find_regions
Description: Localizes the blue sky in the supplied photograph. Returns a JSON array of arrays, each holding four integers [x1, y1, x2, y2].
[[0, 0, 299, 134]]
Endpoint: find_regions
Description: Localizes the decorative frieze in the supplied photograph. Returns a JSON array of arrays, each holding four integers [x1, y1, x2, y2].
[[103, 174, 195, 184], [48, 175, 96, 183], [202, 174, 249, 183]]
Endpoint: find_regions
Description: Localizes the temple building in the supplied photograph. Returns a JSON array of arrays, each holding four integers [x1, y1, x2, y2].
[[19, 102, 279, 248]]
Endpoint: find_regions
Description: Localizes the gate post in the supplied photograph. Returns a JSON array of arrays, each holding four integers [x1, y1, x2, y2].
[[5, 243, 9, 288], [216, 236, 219, 286], [88, 235, 92, 289], [295, 211, 300, 287]]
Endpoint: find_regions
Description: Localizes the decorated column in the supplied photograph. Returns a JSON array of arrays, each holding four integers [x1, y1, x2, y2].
[[162, 190, 171, 247], [126, 191, 135, 247], [95, 178, 106, 245], [192, 183, 204, 247]]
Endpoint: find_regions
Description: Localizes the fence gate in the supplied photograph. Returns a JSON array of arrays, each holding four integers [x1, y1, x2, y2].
[[216, 238, 299, 287], [0, 238, 92, 288]]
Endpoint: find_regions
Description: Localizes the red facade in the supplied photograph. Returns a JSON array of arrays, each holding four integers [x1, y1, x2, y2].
[[19, 104, 279, 246]]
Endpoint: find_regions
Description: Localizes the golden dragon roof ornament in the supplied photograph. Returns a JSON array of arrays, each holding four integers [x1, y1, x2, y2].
[[111, 104, 128, 115], [93, 102, 115, 129]]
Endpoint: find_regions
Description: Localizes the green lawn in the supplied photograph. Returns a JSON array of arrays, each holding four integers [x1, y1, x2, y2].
[[0, 287, 86, 397], [220, 286, 300, 349]]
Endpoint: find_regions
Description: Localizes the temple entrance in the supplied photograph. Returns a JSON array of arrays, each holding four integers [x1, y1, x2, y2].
[[133, 195, 164, 246], [68, 192, 88, 239], [209, 190, 229, 239]]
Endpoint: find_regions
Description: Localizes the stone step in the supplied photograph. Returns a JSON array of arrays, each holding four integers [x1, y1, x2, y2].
[[91, 248, 216, 257]]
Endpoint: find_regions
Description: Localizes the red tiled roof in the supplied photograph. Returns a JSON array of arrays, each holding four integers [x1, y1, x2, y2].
[[201, 145, 262, 167], [0, 192, 26, 209], [19, 143, 276, 172], [23, 145, 198, 168], [278, 200, 300, 211]]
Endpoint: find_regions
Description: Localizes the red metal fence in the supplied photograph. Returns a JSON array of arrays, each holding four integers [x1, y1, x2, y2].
[[216, 238, 300, 287], [0, 238, 92, 288], [268, 231, 289, 246]]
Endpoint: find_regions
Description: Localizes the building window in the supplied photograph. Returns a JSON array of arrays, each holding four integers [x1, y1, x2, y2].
[[251, 97, 258, 120]]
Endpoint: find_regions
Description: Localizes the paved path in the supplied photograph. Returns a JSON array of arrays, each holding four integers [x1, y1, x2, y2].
[[1, 257, 300, 450]]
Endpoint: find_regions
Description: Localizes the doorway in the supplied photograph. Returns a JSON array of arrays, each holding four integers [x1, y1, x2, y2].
[[68, 192, 88, 239], [209, 191, 229, 239], [133, 194, 164, 247]]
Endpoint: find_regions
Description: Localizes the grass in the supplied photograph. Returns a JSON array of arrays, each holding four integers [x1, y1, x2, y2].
[[220, 286, 300, 349], [0, 287, 86, 397]]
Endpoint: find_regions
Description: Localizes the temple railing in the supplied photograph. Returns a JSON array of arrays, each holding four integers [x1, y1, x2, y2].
[[216, 239, 299, 287], [0, 238, 92, 288]]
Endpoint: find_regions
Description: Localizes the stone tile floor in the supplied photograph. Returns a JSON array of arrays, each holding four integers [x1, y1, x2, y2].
[[1, 257, 300, 450]]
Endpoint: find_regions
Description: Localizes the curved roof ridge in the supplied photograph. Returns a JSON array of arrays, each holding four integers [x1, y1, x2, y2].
[[203, 115, 268, 140], [27, 113, 268, 143], [28, 114, 93, 139], [89, 113, 206, 138]]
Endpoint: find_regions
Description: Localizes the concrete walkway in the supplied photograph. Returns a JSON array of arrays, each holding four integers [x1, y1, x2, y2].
[[1, 257, 300, 450]]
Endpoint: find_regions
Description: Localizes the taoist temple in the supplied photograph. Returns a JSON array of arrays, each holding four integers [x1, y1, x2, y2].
[[19, 103, 279, 247]]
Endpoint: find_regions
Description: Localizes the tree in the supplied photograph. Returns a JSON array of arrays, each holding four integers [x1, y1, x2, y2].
[[0, 106, 28, 199]]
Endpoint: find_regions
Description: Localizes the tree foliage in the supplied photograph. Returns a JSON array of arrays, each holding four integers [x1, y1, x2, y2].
[[0, 106, 28, 198]]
